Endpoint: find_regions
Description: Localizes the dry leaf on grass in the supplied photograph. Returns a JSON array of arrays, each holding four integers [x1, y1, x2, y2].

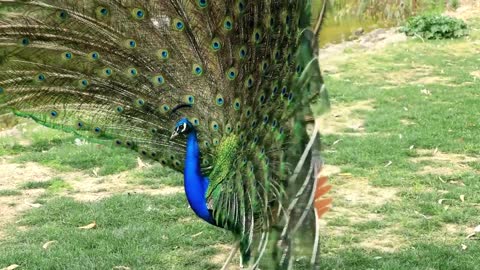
[[191, 231, 203, 238], [137, 157, 151, 169], [42, 240, 57, 250], [466, 225, 480, 239], [92, 168, 99, 177], [78, 221, 96, 229], [25, 202, 42, 208], [332, 139, 342, 146], [448, 180, 465, 186], [1, 265, 19, 270], [461, 244, 468, 250], [420, 89, 432, 95], [438, 199, 449, 205]]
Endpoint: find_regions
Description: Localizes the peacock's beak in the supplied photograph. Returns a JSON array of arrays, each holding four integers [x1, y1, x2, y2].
[[170, 131, 179, 140]]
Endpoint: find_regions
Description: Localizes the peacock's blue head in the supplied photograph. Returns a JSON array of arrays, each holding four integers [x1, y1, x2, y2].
[[170, 118, 194, 139]]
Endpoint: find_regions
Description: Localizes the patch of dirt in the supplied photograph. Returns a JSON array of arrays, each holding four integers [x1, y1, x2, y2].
[[317, 100, 375, 136], [319, 27, 408, 78], [320, 175, 401, 251], [211, 244, 236, 268], [0, 157, 183, 239], [319, 174, 404, 252], [357, 227, 405, 253], [0, 159, 53, 239], [400, 119, 415, 126], [414, 76, 453, 85], [0, 125, 31, 146], [384, 64, 454, 86], [444, 1, 480, 21], [442, 223, 469, 238], [412, 149, 479, 176], [319, 165, 341, 177], [471, 71, 480, 79], [332, 177, 398, 207]]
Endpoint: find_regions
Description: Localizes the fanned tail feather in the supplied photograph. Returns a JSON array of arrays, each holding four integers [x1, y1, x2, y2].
[[314, 175, 332, 219]]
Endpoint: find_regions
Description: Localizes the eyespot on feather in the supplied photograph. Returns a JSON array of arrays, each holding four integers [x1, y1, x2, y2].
[[184, 95, 195, 105], [226, 67, 237, 80], [160, 104, 170, 113], [89, 51, 100, 61], [127, 68, 138, 77], [157, 49, 169, 60], [211, 38, 222, 52], [192, 64, 203, 76], [196, 0, 208, 8], [126, 39, 137, 49], [101, 67, 113, 77], [152, 75, 165, 85], [215, 95, 224, 106], [223, 16, 233, 30], [35, 73, 46, 82], [173, 18, 185, 31], [96, 7, 109, 17], [132, 8, 146, 20]]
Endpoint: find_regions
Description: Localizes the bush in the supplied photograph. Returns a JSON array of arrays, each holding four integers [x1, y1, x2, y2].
[[400, 14, 468, 40]]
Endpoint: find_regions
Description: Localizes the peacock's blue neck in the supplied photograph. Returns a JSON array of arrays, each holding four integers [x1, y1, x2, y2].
[[183, 130, 216, 225]]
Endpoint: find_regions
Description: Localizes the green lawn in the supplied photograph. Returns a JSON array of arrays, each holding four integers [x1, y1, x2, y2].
[[1, 13, 480, 270]]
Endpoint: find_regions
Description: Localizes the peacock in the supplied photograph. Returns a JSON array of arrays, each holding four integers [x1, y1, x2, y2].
[[0, 0, 331, 268]]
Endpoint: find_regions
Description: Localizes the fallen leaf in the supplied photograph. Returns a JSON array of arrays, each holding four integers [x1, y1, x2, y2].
[[1, 265, 19, 270], [137, 157, 152, 169], [42, 240, 57, 250], [466, 233, 476, 239], [25, 202, 42, 208], [460, 195, 465, 202], [192, 231, 203, 238], [438, 199, 447, 204], [78, 221, 96, 230], [420, 89, 432, 95], [403, 107, 409, 111], [461, 244, 468, 250], [332, 139, 342, 146], [448, 180, 465, 186]]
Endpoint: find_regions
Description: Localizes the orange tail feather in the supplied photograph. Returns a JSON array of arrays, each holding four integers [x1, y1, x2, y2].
[[313, 175, 332, 219]]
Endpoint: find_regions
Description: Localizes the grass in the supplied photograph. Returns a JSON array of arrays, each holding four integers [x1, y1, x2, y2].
[[315, 14, 480, 269], [0, 189, 22, 197], [20, 177, 72, 193], [0, 195, 231, 270], [0, 9, 479, 270]]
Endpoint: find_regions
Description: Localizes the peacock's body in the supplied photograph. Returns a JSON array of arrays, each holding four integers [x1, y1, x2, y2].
[[0, 0, 330, 268]]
